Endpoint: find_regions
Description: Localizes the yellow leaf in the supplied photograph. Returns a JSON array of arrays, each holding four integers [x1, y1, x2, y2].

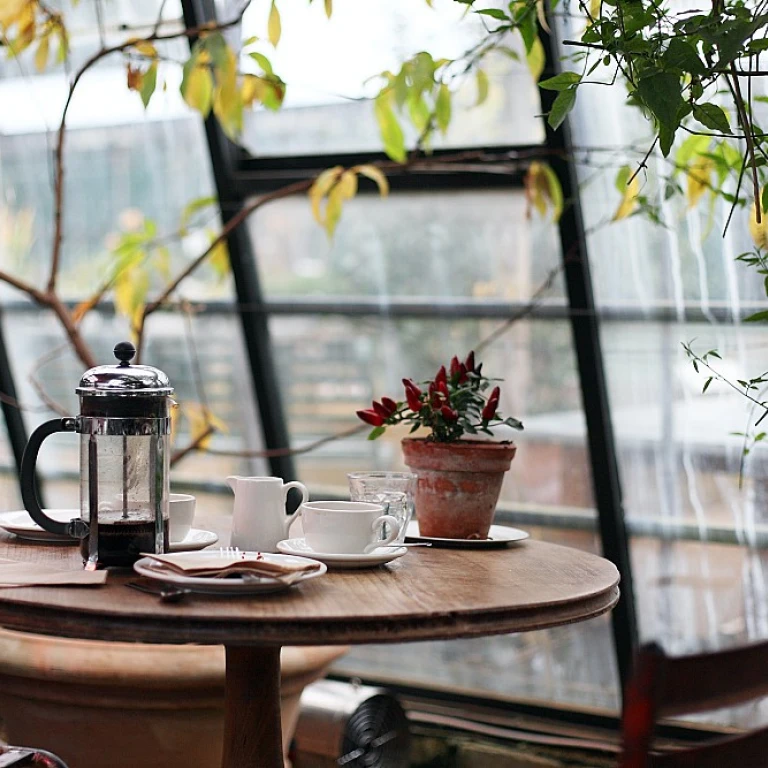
[[268, 1, 281, 47], [338, 170, 358, 200], [355, 165, 389, 196], [208, 236, 230, 280], [526, 37, 545, 82], [182, 63, 213, 116], [613, 175, 640, 221], [241, 74, 267, 107], [132, 40, 157, 58], [155, 246, 172, 280], [476, 69, 489, 106], [34, 34, 49, 72], [588, 0, 601, 22], [114, 266, 149, 321], [524, 161, 563, 222], [309, 166, 342, 223], [0, 0, 25, 28], [536, 0, 550, 33], [750, 194, 768, 249], [686, 157, 713, 210], [324, 0, 332, 17], [324, 184, 344, 239]]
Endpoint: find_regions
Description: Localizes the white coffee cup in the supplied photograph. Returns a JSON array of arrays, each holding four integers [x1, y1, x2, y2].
[[298, 501, 401, 554], [169, 493, 196, 543]]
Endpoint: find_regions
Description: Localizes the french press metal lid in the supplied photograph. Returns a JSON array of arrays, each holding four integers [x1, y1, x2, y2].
[[20, 342, 174, 566]]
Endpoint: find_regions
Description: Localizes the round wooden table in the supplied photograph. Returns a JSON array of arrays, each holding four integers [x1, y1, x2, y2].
[[0, 536, 619, 768]]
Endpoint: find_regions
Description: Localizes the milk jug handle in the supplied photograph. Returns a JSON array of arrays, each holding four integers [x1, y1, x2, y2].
[[20, 418, 88, 539], [282, 481, 308, 531]]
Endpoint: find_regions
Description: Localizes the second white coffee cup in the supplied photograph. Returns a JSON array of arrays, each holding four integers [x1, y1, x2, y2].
[[298, 501, 401, 554]]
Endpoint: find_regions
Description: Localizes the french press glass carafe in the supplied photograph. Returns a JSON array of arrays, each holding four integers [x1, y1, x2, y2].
[[20, 342, 173, 567]]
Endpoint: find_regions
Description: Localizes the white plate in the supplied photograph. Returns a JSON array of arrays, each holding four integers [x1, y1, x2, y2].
[[133, 550, 327, 595], [0, 509, 79, 543], [168, 529, 219, 552], [277, 538, 408, 569], [405, 521, 529, 548]]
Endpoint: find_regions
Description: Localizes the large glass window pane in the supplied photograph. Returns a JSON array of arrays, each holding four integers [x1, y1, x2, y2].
[[250, 190, 564, 302], [239, 0, 544, 156]]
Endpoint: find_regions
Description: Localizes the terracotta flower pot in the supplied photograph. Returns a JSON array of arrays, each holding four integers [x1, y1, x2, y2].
[[401, 438, 517, 539]]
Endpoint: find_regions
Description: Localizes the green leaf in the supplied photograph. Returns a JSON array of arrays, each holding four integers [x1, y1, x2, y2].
[[762, 185, 768, 215], [180, 195, 218, 233], [692, 103, 731, 134], [475, 8, 507, 19], [539, 71, 581, 91], [435, 83, 451, 134], [548, 87, 576, 130], [745, 310, 768, 322], [702, 376, 713, 393], [662, 39, 705, 75], [139, 61, 158, 108], [476, 69, 489, 106], [367, 426, 386, 440], [374, 93, 406, 163], [636, 72, 684, 133], [249, 51, 273, 75]]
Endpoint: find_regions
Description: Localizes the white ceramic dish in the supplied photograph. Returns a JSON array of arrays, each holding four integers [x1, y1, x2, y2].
[[133, 550, 327, 595], [168, 529, 218, 552], [0, 509, 79, 543], [277, 537, 408, 569], [405, 521, 529, 548], [0, 511, 218, 553]]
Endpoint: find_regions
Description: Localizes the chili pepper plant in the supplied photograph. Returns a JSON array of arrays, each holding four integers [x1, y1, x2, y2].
[[357, 351, 524, 443]]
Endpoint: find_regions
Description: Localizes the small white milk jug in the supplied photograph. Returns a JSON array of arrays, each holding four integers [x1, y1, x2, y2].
[[226, 476, 309, 553]]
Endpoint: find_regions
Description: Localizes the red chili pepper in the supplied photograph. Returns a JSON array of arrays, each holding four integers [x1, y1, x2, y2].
[[435, 365, 447, 387], [403, 380, 423, 412], [449, 355, 461, 379], [381, 396, 398, 415], [437, 380, 450, 399], [464, 350, 476, 373], [481, 386, 500, 421], [372, 400, 389, 418], [458, 363, 468, 384], [357, 409, 384, 427], [441, 405, 458, 421]]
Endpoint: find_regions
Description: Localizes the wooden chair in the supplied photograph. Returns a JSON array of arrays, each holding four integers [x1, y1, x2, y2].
[[619, 640, 768, 767]]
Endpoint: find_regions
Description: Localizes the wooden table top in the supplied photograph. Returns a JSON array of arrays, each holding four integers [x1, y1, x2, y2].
[[0, 530, 619, 647]]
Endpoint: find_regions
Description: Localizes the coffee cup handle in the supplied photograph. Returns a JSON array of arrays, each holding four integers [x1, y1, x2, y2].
[[283, 481, 309, 534], [364, 514, 401, 554]]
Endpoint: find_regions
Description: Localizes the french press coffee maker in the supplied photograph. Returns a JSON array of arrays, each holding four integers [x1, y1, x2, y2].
[[20, 342, 173, 567]]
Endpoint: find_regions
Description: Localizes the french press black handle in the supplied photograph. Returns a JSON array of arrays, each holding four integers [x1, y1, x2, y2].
[[20, 418, 88, 539]]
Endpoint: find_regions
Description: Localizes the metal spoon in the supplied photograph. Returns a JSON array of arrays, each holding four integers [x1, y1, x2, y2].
[[126, 581, 191, 603]]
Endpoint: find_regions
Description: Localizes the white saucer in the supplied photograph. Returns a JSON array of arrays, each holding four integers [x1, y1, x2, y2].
[[133, 550, 327, 595], [405, 521, 529, 548], [277, 538, 408, 569], [169, 529, 219, 552], [0, 509, 79, 543]]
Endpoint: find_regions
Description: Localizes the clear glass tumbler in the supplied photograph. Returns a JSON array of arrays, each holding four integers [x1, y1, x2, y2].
[[347, 471, 417, 544]]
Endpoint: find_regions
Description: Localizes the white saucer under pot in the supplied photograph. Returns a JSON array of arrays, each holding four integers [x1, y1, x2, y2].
[[277, 538, 408, 569]]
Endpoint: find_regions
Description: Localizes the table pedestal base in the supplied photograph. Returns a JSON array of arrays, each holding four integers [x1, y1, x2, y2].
[[222, 645, 284, 768]]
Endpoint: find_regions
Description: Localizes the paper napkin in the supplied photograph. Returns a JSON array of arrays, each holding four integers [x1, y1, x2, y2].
[[139, 551, 321, 583], [0, 557, 107, 587]]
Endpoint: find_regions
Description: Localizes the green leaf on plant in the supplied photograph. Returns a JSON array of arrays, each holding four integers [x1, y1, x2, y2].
[[539, 71, 581, 91], [745, 310, 768, 322], [548, 87, 576, 130], [636, 72, 683, 136], [702, 376, 713, 393], [693, 103, 731, 134], [475, 8, 507, 20], [435, 83, 451, 134], [374, 92, 406, 163], [249, 51, 273, 75], [476, 69, 489, 106], [367, 426, 386, 440], [139, 62, 158, 108]]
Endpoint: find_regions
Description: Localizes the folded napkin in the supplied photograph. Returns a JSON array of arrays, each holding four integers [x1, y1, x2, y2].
[[140, 552, 322, 584], [0, 557, 107, 587]]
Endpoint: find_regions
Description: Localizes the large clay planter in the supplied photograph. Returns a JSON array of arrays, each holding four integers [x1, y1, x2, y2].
[[401, 438, 516, 539], [0, 628, 347, 768]]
